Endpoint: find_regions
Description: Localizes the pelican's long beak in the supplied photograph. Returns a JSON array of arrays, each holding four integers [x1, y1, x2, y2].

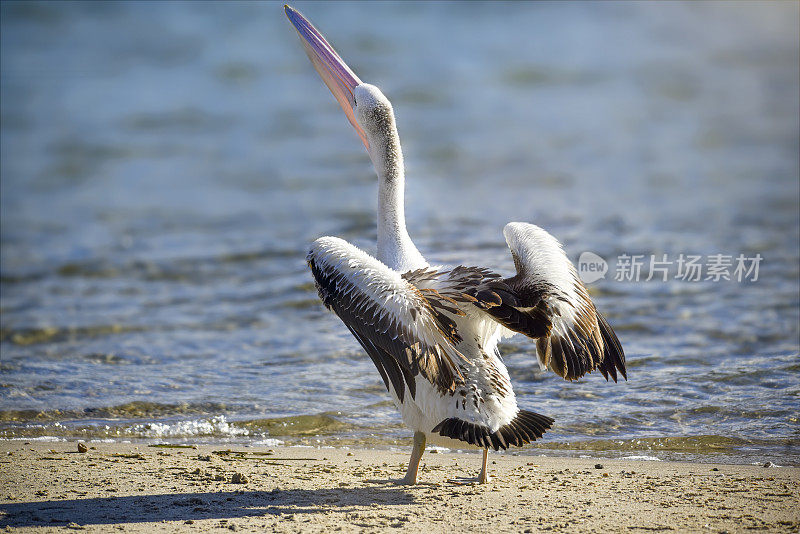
[[285, 5, 369, 150]]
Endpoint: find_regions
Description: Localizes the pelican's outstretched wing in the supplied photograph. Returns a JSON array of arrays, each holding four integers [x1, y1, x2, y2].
[[307, 237, 466, 402], [438, 222, 626, 382]]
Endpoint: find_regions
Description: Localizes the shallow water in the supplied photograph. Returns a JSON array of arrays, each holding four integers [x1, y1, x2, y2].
[[1, 1, 798, 465]]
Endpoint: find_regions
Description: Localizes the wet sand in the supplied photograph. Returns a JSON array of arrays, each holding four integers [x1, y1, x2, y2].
[[0, 441, 797, 533]]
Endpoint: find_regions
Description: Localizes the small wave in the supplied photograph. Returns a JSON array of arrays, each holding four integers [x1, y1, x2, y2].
[[621, 455, 662, 461], [235, 414, 350, 437], [279, 298, 324, 310], [2, 436, 65, 442], [0, 401, 232, 422], [1, 324, 143, 346], [536, 435, 752, 453], [0, 417, 252, 440], [251, 438, 285, 447], [129, 416, 249, 439], [0, 412, 352, 442]]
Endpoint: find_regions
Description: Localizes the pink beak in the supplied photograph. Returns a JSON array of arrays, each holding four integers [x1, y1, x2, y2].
[[285, 5, 369, 150]]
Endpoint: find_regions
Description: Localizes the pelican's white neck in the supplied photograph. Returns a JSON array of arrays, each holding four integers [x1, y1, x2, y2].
[[372, 136, 425, 272], [356, 84, 426, 272]]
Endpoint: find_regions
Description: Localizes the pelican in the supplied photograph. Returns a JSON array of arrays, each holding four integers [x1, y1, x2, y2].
[[285, 5, 626, 485]]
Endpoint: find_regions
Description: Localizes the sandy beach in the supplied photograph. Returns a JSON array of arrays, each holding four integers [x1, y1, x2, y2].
[[0, 441, 797, 533]]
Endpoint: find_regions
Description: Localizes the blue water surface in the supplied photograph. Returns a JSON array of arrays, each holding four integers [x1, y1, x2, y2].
[[1, 1, 798, 464]]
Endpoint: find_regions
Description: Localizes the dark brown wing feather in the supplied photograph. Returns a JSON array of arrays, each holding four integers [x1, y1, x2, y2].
[[439, 266, 552, 338], [436, 266, 626, 382], [308, 241, 466, 401]]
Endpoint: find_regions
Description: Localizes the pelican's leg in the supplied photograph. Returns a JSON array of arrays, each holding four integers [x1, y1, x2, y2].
[[478, 447, 491, 484], [399, 431, 426, 485]]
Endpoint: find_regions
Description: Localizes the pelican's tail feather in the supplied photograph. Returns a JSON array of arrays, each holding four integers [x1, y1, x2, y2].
[[432, 409, 554, 451]]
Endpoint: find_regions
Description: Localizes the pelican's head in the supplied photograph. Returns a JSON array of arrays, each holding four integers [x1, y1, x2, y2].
[[285, 5, 397, 156]]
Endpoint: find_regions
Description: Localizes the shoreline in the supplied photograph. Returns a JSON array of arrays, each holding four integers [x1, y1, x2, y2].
[[1, 433, 794, 468], [1, 441, 798, 533]]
